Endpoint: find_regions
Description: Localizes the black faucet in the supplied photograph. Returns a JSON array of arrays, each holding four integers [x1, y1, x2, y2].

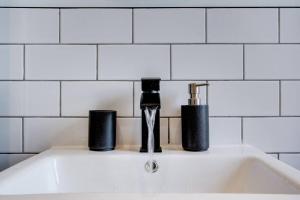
[[140, 78, 162, 153]]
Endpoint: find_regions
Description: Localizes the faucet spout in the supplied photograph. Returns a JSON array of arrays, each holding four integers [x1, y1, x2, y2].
[[140, 78, 162, 153]]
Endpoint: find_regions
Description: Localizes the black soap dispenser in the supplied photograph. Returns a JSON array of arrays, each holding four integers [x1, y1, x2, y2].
[[181, 83, 209, 151]]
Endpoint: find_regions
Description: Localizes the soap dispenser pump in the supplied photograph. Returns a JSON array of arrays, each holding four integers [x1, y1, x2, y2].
[[181, 83, 209, 151]]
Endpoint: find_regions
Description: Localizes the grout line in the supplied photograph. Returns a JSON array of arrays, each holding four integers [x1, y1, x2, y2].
[[169, 45, 172, 80], [168, 118, 170, 144], [132, 9, 134, 44], [2, 79, 299, 82], [278, 8, 280, 43], [59, 81, 62, 117], [279, 80, 282, 116], [243, 44, 245, 80], [205, 8, 208, 43], [2, 42, 300, 45], [267, 152, 300, 154], [206, 80, 209, 104], [212, 115, 300, 118], [0, 152, 39, 155], [8, 6, 288, 9], [59, 8, 61, 43], [241, 117, 244, 144], [96, 45, 99, 80], [23, 45, 25, 80], [22, 117, 24, 152], [0, 117, 25, 118], [132, 81, 135, 116], [1, 115, 300, 118]]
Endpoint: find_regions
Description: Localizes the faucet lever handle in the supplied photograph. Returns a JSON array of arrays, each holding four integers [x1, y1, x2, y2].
[[141, 78, 161, 92]]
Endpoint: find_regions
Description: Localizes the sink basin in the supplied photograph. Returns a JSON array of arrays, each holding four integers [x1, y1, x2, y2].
[[0, 145, 300, 199]]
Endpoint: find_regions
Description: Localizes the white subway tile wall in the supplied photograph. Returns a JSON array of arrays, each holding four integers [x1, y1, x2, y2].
[[172, 45, 243, 80], [0, 118, 22, 152], [25, 45, 97, 80], [0, 7, 300, 170], [280, 154, 300, 170], [208, 81, 279, 116], [61, 81, 133, 117], [117, 118, 168, 146], [0, 45, 23, 80], [98, 45, 170, 80], [24, 117, 168, 152], [24, 118, 88, 152], [61, 9, 132, 43], [280, 8, 300, 43], [245, 45, 300, 79], [169, 117, 241, 145], [134, 9, 205, 43], [244, 118, 300, 152], [0, 81, 60, 116], [281, 81, 300, 116], [0, 8, 59, 43], [207, 8, 278, 43]]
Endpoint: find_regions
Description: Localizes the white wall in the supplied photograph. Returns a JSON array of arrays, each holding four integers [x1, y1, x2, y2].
[[0, 7, 300, 171]]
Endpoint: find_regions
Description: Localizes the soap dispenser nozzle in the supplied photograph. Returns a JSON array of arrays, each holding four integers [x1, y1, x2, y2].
[[188, 83, 208, 106]]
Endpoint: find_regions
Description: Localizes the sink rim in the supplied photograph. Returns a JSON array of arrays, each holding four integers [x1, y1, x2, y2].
[[0, 145, 300, 199]]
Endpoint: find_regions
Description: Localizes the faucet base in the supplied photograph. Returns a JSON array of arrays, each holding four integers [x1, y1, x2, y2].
[[140, 146, 162, 153]]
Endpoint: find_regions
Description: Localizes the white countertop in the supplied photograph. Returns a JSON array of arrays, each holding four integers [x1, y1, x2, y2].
[[0, 0, 300, 8]]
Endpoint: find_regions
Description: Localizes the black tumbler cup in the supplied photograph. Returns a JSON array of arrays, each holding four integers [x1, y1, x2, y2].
[[88, 110, 116, 151]]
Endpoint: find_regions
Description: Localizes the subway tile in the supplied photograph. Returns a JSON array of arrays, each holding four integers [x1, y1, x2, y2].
[[0, 8, 58, 43], [0, 82, 59, 116], [117, 118, 168, 146], [209, 118, 242, 145], [24, 117, 168, 152], [172, 45, 243, 80], [98, 45, 170, 80], [61, 9, 132, 43], [0, 118, 22, 152], [26, 45, 96, 80], [117, 118, 140, 146], [244, 117, 300, 152], [209, 81, 279, 116], [0, 154, 34, 171], [62, 81, 133, 117], [280, 8, 300, 43], [169, 117, 241, 145], [134, 9, 205, 43], [280, 154, 300, 171], [207, 8, 278, 43], [245, 45, 300, 79], [134, 81, 206, 117], [169, 118, 181, 145], [0, 45, 23, 80], [281, 81, 300, 116], [24, 118, 88, 152]]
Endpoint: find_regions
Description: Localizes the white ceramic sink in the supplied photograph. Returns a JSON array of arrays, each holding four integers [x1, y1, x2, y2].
[[0, 145, 300, 200]]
